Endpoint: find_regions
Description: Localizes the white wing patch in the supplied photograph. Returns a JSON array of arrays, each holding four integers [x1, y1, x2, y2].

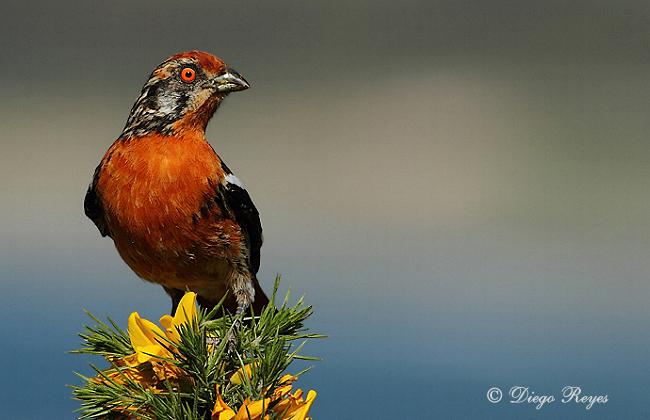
[[225, 173, 245, 188]]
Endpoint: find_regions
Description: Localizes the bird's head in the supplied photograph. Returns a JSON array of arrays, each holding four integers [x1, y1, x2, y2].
[[121, 51, 249, 138]]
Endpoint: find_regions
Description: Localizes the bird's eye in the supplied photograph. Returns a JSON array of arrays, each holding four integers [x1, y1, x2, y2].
[[180, 67, 196, 83]]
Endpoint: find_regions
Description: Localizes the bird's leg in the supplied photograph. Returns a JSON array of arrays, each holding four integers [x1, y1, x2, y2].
[[232, 272, 255, 315], [224, 273, 255, 353]]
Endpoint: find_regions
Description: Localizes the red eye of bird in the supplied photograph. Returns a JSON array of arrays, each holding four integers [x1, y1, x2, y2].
[[180, 67, 196, 83]]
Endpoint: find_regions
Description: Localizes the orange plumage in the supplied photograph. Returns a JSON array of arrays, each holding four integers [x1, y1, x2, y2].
[[85, 51, 267, 313]]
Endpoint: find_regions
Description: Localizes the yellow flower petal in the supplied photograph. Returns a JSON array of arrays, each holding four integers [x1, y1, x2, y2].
[[234, 398, 270, 420], [123, 353, 140, 368], [278, 374, 297, 385], [216, 411, 236, 420], [212, 385, 236, 420], [128, 312, 153, 349], [273, 388, 317, 420], [129, 312, 166, 347], [159, 314, 173, 330], [176, 292, 197, 324], [160, 292, 197, 342], [274, 374, 297, 398], [160, 314, 180, 343], [127, 312, 170, 364], [230, 362, 258, 385], [288, 390, 316, 420], [136, 344, 168, 364], [292, 389, 304, 400]]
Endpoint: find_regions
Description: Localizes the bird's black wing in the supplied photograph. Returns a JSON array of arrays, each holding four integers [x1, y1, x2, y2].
[[84, 164, 111, 237], [219, 162, 263, 274]]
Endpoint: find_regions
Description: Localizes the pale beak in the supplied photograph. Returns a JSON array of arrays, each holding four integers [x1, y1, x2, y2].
[[213, 68, 250, 93]]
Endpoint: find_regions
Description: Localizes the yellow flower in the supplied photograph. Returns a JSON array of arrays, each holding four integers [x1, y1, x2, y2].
[[101, 356, 186, 394], [288, 390, 316, 420], [149, 359, 186, 383], [159, 292, 197, 343], [272, 388, 317, 420], [213, 374, 316, 420], [95, 365, 157, 388], [124, 312, 172, 366], [233, 397, 271, 420], [212, 394, 274, 420], [273, 374, 298, 399], [212, 385, 236, 420], [230, 362, 259, 385], [124, 291, 197, 367]]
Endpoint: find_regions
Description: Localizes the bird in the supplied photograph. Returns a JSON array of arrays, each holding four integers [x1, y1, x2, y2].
[[84, 51, 268, 315]]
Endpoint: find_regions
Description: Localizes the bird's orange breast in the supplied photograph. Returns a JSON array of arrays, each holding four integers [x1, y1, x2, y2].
[[95, 133, 242, 292]]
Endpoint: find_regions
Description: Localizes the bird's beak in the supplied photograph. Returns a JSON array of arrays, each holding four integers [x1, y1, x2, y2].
[[212, 68, 250, 93]]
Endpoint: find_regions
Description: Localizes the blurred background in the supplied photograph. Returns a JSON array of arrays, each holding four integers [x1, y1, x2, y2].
[[1, 0, 649, 418]]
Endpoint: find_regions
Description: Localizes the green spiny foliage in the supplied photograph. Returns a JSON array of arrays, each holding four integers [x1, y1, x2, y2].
[[72, 312, 133, 358], [71, 277, 323, 420]]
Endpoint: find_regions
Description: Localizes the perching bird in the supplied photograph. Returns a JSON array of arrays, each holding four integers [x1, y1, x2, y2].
[[84, 51, 268, 315]]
